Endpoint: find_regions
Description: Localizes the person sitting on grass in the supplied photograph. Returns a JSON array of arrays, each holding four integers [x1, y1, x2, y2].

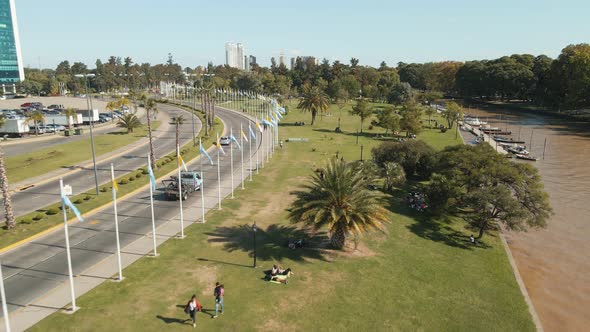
[[271, 265, 280, 276]]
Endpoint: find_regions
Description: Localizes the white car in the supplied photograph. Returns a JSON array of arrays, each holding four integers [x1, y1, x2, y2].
[[219, 136, 231, 146]]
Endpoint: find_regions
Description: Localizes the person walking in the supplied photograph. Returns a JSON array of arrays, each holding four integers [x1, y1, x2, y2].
[[213, 282, 224, 318], [184, 294, 202, 328]]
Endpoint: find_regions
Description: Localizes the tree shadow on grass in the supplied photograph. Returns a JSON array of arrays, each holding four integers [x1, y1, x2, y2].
[[205, 224, 330, 262]]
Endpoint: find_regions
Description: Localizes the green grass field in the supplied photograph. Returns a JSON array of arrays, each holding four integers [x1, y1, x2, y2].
[[6, 122, 161, 183], [30, 102, 533, 331]]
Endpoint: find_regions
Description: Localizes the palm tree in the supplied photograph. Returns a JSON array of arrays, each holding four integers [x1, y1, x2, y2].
[[142, 97, 158, 169], [64, 108, 77, 128], [288, 158, 390, 249], [0, 116, 15, 229], [117, 113, 142, 133], [105, 100, 119, 123], [28, 111, 45, 136], [171, 115, 185, 148], [297, 85, 329, 125]]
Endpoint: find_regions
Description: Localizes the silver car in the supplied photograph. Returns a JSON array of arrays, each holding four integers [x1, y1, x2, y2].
[[219, 136, 231, 146]]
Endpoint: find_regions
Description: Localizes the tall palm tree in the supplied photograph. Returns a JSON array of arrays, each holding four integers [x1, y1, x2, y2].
[[288, 158, 390, 249], [297, 85, 329, 125], [64, 108, 77, 128], [28, 111, 45, 136], [171, 115, 185, 148], [142, 97, 158, 169], [0, 116, 15, 229], [117, 113, 142, 133]]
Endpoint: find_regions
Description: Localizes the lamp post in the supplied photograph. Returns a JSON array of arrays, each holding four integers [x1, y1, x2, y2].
[[252, 222, 257, 268], [75, 74, 99, 195]]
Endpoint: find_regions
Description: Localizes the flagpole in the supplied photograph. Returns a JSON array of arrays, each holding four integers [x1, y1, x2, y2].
[[249, 124, 254, 180], [217, 132, 222, 210], [60, 178, 77, 313], [0, 263, 11, 332], [177, 145, 185, 238], [230, 128, 235, 198], [148, 153, 158, 256], [200, 138, 206, 223], [110, 164, 123, 281], [240, 123, 245, 189]]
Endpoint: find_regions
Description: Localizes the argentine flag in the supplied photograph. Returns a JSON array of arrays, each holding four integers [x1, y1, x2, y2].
[[241, 129, 249, 143], [230, 134, 242, 150], [248, 125, 257, 141], [62, 194, 84, 222], [200, 143, 214, 165], [148, 163, 157, 191]]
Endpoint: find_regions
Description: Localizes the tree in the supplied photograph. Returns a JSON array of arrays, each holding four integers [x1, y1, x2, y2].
[[371, 140, 435, 179], [117, 113, 142, 133], [373, 106, 401, 135], [28, 111, 45, 136], [288, 159, 390, 249], [0, 116, 15, 229], [387, 82, 414, 105], [349, 98, 373, 133], [399, 102, 424, 135], [297, 85, 329, 125], [424, 107, 436, 128], [433, 144, 552, 238], [142, 97, 158, 169], [382, 162, 406, 191], [442, 101, 463, 129], [64, 108, 77, 128], [172, 115, 185, 148]]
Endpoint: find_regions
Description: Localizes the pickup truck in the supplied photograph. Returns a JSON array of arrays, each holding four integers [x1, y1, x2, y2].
[[162, 171, 202, 200]]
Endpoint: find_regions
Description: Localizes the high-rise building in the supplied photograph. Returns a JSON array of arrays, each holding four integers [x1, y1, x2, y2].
[[279, 52, 286, 67], [225, 42, 245, 70], [290, 56, 318, 70], [244, 55, 257, 71], [249, 55, 257, 66], [0, 0, 24, 84]]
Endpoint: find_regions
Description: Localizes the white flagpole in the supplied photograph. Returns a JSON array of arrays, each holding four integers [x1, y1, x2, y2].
[[199, 138, 206, 223], [256, 121, 260, 174], [148, 154, 158, 256], [240, 123, 245, 189], [111, 164, 123, 281], [177, 145, 185, 238], [249, 124, 253, 180], [230, 128, 235, 198], [60, 178, 77, 313], [0, 263, 11, 332], [216, 132, 222, 210]]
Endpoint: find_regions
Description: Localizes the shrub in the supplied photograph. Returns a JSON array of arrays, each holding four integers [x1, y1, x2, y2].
[[129, 176, 135, 182], [440, 127, 447, 133], [73, 199, 83, 204], [135, 173, 142, 179], [119, 179, 129, 185], [100, 187, 108, 192], [83, 195, 92, 201], [368, 125, 374, 130], [19, 217, 33, 224], [32, 213, 44, 221], [156, 162, 162, 168], [372, 140, 436, 179], [46, 207, 59, 215], [141, 168, 148, 174]]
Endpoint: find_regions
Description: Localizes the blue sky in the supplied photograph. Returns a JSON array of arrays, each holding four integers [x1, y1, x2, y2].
[[15, 0, 590, 69]]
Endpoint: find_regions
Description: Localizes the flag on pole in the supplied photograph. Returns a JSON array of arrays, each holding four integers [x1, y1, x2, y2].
[[241, 129, 249, 143], [178, 154, 188, 171], [278, 106, 286, 114], [200, 143, 214, 165], [112, 177, 119, 192], [230, 134, 241, 150], [263, 118, 274, 128], [249, 124, 257, 141], [255, 119, 263, 133], [148, 163, 157, 191], [216, 135, 226, 155], [62, 194, 84, 222]]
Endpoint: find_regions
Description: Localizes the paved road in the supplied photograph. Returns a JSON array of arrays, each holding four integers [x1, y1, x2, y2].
[[0, 104, 198, 219], [0, 106, 263, 316]]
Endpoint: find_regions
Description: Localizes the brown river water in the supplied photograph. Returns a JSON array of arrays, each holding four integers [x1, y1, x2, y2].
[[464, 104, 590, 332]]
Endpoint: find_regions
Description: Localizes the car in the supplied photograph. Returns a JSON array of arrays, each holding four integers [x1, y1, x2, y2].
[[29, 126, 46, 134], [46, 124, 65, 131], [47, 104, 65, 110], [20, 102, 33, 108], [219, 136, 231, 146], [39, 125, 56, 133], [0, 96, 6, 100]]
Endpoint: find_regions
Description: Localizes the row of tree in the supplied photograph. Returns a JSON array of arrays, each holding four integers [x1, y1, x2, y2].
[[14, 44, 590, 111]]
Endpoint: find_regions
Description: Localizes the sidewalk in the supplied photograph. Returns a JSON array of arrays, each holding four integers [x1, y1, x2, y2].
[[0, 108, 267, 331]]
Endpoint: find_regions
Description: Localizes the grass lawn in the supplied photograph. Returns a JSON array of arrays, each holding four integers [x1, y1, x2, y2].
[[6, 122, 161, 183], [31, 102, 533, 331]]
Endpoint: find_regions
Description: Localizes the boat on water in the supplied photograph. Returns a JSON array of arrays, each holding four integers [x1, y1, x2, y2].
[[515, 154, 539, 161], [464, 117, 488, 127], [493, 136, 526, 144], [507, 146, 529, 155], [481, 129, 512, 135]]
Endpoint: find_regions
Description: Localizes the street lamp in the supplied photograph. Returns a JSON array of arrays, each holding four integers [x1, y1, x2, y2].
[[252, 222, 257, 268], [75, 74, 100, 195]]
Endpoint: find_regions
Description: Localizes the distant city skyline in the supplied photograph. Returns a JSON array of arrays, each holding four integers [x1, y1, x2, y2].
[[12, 0, 590, 70]]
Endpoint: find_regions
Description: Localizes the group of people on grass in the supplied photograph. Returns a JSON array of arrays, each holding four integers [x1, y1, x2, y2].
[[406, 192, 428, 212], [267, 264, 293, 284], [184, 282, 225, 328]]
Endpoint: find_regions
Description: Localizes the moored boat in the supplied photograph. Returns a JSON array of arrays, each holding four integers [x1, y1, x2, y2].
[[493, 136, 526, 144], [515, 154, 538, 161], [507, 146, 529, 155]]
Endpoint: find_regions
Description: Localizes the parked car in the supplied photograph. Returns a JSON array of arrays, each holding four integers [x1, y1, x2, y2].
[[0, 96, 6, 100], [20, 102, 33, 108], [39, 125, 56, 133], [46, 124, 65, 131], [47, 104, 65, 110], [219, 136, 231, 146], [29, 126, 45, 134]]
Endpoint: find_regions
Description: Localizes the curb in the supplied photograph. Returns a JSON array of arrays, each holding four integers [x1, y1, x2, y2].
[[0, 111, 226, 256]]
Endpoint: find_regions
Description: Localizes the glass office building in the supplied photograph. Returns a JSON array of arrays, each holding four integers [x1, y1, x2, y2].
[[0, 0, 24, 84]]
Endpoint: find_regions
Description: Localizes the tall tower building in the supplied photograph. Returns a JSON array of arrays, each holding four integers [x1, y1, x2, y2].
[[0, 0, 24, 84], [225, 42, 245, 70]]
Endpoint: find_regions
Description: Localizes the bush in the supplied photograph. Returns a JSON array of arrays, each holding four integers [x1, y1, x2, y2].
[[46, 207, 59, 215], [100, 187, 108, 192], [141, 167, 148, 174], [119, 179, 129, 185], [32, 213, 44, 221], [368, 125, 374, 130], [156, 162, 162, 168], [129, 176, 135, 182], [83, 195, 92, 201], [19, 217, 33, 224], [372, 140, 435, 179], [73, 199, 83, 204], [440, 127, 447, 133], [135, 173, 142, 179]]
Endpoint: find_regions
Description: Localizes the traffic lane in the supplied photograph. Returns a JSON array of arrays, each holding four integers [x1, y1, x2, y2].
[[0, 108, 262, 314], [4, 105, 200, 217]]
